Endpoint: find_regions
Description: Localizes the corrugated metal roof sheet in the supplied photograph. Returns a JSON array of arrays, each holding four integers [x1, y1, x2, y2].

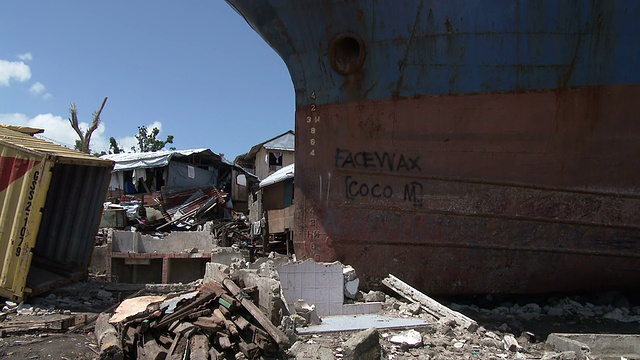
[[236, 130, 295, 163], [0, 124, 112, 167], [263, 132, 295, 151], [100, 148, 228, 171], [260, 163, 294, 188]]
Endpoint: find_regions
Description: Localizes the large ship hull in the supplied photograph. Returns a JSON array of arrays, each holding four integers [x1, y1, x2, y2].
[[227, 1, 640, 294]]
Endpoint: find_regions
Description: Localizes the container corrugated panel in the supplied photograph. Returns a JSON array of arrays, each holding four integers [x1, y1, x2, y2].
[[0, 125, 113, 300]]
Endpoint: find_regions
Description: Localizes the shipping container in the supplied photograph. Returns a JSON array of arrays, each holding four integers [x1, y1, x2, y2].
[[0, 125, 114, 300]]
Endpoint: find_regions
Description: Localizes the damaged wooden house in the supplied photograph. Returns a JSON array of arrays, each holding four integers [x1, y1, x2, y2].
[[234, 131, 295, 255], [100, 149, 257, 225]]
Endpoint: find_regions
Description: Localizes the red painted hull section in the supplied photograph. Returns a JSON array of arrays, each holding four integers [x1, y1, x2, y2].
[[294, 84, 640, 294]]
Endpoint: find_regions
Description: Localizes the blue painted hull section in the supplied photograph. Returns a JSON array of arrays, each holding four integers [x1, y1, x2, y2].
[[227, 0, 640, 106]]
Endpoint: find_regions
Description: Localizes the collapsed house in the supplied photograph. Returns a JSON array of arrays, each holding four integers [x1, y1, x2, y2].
[[93, 135, 298, 287], [95, 149, 259, 284], [100, 148, 257, 215]]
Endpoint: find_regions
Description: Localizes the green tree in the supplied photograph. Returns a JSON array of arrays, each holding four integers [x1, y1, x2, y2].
[[109, 136, 123, 154], [133, 125, 175, 152], [69, 97, 108, 154]]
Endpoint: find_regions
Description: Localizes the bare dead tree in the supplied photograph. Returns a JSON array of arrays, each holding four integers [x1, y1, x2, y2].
[[69, 97, 108, 153]]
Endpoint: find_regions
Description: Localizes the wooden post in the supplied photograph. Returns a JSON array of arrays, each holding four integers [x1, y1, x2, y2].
[[382, 274, 479, 332], [94, 312, 124, 360]]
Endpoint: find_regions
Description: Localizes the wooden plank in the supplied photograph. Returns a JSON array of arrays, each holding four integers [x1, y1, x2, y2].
[[382, 274, 478, 332], [212, 268, 290, 347], [238, 339, 260, 359], [213, 309, 238, 337], [266, 207, 294, 233], [189, 334, 210, 360], [137, 332, 167, 360], [216, 332, 232, 350], [194, 317, 223, 331], [232, 316, 250, 331]]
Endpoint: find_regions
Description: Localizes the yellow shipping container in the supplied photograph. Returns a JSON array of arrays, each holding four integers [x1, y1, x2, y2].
[[0, 124, 114, 300]]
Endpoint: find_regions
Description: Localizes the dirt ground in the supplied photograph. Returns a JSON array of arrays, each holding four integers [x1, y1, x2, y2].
[[0, 333, 99, 359]]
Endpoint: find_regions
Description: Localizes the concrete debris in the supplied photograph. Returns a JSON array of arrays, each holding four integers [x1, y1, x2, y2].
[[96, 289, 113, 301], [288, 340, 336, 360], [450, 292, 640, 324], [342, 265, 360, 300], [1, 258, 638, 360], [388, 329, 423, 347], [344, 278, 360, 300], [294, 299, 322, 325], [363, 290, 386, 303], [503, 334, 523, 352], [546, 333, 640, 360], [603, 308, 640, 323], [342, 327, 380, 360]]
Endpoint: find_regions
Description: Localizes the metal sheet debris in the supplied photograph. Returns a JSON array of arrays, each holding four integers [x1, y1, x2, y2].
[[109, 295, 165, 324]]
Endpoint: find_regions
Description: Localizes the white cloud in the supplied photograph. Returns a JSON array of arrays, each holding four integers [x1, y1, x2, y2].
[[29, 81, 45, 95], [0, 112, 109, 153], [17, 53, 33, 61], [28, 81, 53, 100], [118, 135, 139, 152], [0, 60, 31, 86]]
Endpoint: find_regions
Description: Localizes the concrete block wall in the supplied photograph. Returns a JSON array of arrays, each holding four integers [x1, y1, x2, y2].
[[108, 230, 217, 285], [276, 259, 382, 316], [111, 231, 217, 253]]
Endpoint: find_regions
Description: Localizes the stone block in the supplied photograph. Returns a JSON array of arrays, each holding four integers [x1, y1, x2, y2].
[[342, 327, 380, 360]]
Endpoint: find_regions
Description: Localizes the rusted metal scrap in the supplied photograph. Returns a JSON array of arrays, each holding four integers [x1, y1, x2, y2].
[[104, 280, 286, 359]]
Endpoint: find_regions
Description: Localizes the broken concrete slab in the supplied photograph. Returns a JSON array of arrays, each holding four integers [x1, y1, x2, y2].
[[288, 341, 336, 360], [547, 333, 640, 360], [342, 327, 380, 360], [343, 265, 359, 300], [296, 314, 429, 334]]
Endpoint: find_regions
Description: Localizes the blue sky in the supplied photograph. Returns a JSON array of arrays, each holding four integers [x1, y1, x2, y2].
[[0, 1, 294, 160]]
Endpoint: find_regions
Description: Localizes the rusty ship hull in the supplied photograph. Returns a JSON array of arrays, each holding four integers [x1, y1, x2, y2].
[[226, 0, 640, 294]]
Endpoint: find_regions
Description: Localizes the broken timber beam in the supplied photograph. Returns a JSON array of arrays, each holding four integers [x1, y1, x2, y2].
[[95, 312, 124, 360], [212, 268, 290, 348], [382, 274, 478, 332]]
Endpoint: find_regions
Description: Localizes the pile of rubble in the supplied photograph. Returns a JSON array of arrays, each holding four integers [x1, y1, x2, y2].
[[1, 257, 639, 360], [101, 185, 255, 251], [95, 267, 289, 359]]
